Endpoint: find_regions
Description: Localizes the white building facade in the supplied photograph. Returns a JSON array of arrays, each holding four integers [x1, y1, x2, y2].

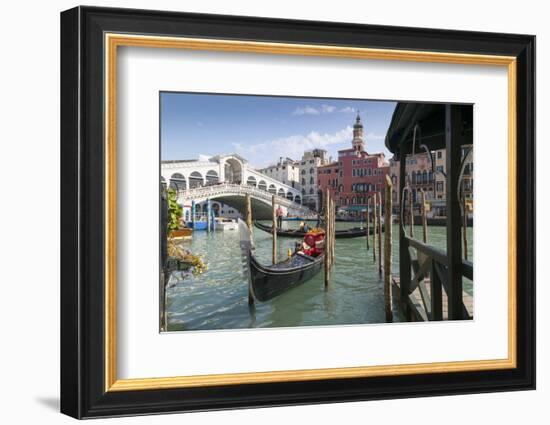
[[257, 157, 300, 190], [298, 149, 331, 211]]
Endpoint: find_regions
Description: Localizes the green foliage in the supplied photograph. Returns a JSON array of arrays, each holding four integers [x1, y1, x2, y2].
[[167, 189, 183, 232]]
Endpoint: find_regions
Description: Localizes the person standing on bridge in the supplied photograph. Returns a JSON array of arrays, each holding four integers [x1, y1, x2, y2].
[[276, 205, 284, 229]]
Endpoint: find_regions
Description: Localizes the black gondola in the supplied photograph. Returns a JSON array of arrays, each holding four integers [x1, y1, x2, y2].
[[253, 220, 383, 239], [239, 220, 324, 302]]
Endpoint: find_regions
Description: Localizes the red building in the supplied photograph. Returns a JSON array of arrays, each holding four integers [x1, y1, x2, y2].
[[317, 114, 390, 215]]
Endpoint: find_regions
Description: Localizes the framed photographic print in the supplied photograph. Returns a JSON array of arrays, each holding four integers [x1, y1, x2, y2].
[[60, 6, 535, 419]]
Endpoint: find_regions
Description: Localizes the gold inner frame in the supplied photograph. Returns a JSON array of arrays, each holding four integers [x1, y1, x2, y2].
[[104, 33, 517, 392]]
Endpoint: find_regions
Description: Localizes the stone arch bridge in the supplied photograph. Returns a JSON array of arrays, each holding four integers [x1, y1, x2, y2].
[[162, 154, 312, 219], [176, 183, 312, 220]]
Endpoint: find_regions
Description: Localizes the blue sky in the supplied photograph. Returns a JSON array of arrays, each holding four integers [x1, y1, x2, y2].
[[161, 92, 397, 168]]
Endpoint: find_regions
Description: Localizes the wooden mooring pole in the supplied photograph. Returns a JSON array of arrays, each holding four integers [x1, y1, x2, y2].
[[409, 187, 414, 238], [372, 193, 377, 263], [421, 189, 428, 243], [324, 188, 334, 287], [366, 197, 370, 250], [272, 195, 277, 265], [462, 196, 468, 260], [330, 197, 335, 264], [245, 194, 255, 306], [206, 198, 211, 234], [384, 175, 393, 322], [378, 191, 382, 276]]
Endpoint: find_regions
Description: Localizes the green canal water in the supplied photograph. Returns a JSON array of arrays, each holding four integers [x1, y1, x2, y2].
[[166, 222, 473, 332]]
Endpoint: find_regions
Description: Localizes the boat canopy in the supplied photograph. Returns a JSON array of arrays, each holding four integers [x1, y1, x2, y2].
[[385, 103, 473, 159]]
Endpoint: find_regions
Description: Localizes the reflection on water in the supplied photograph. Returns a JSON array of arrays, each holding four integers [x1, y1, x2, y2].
[[166, 221, 473, 331]]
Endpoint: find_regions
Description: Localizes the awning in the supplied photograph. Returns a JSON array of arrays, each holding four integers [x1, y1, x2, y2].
[[385, 103, 473, 157]]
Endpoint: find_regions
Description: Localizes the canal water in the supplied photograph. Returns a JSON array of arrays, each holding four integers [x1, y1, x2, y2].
[[166, 221, 473, 332]]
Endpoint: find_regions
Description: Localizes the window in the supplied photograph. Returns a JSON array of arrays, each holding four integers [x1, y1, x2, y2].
[[436, 165, 444, 173], [309, 168, 314, 174], [310, 177, 314, 184], [302, 178, 305, 185], [437, 151, 442, 159], [436, 181, 444, 192], [301, 169, 306, 175]]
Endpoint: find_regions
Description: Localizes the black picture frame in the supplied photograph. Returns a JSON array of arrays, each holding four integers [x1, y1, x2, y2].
[[61, 5, 535, 419]]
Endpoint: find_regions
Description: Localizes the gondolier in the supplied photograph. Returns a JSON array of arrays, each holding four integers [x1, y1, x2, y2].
[[276, 206, 284, 228]]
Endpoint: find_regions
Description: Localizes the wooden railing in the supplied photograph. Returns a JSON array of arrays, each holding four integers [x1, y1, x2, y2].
[[400, 235, 472, 321]]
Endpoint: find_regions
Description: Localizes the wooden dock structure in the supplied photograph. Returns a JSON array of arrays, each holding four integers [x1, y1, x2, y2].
[[392, 278, 473, 321], [385, 103, 474, 322]]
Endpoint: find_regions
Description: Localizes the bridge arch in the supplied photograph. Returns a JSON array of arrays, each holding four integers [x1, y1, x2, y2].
[[258, 180, 267, 191], [170, 172, 186, 191], [294, 195, 301, 204], [277, 188, 285, 197], [286, 191, 293, 201], [268, 184, 276, 195], [224, 157, 243, 184], [246, 176, 257, 187], [189, 171, 203, 189], [205, 169, 219, 185]]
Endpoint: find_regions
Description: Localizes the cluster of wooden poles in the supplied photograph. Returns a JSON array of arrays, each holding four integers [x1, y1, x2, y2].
[[243, 178, 401, 323], [364, 175, 394, 322]]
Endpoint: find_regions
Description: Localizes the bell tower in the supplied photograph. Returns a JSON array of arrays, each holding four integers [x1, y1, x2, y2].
[[352, 113, 365, 152]]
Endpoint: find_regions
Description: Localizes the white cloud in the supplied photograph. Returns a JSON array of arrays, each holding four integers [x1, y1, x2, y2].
[[292, 105, 320, 115], [198, 154, 212, 161], [321, 104, 336, 113], [292, 104, 356, 116], [339, 106, 356, 114], [364, 132, 385, 141], [232, 126, 353, 168]]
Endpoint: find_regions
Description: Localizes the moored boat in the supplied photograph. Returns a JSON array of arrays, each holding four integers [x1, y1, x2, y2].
[[169, 227, 193, 241], [239, 220, 324, 302], [214, 217, 238, 231], [253, 221, 382, 239]]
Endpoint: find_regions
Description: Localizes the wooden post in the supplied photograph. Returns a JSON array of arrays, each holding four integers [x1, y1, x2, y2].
[[378, 191, 382, 276], [245, 194, 255, 306], [398, 143, 411, 314], [245, 194, 253, 229], [160, 187, 168, 331], [366, 197, 370, 250], [206, 198, 211, 233], [330, 197, 335, 265], [384, 175, 393, 322], [324, 188, 330, 287], [272, 195, 277, 265], [409, 187, 414, 237], [462, 196, 468, 260], [191, 200, 195, 229], [445, 105, 464, 320], [372, 193, 377, 263], [421, 189, 428, 243]]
